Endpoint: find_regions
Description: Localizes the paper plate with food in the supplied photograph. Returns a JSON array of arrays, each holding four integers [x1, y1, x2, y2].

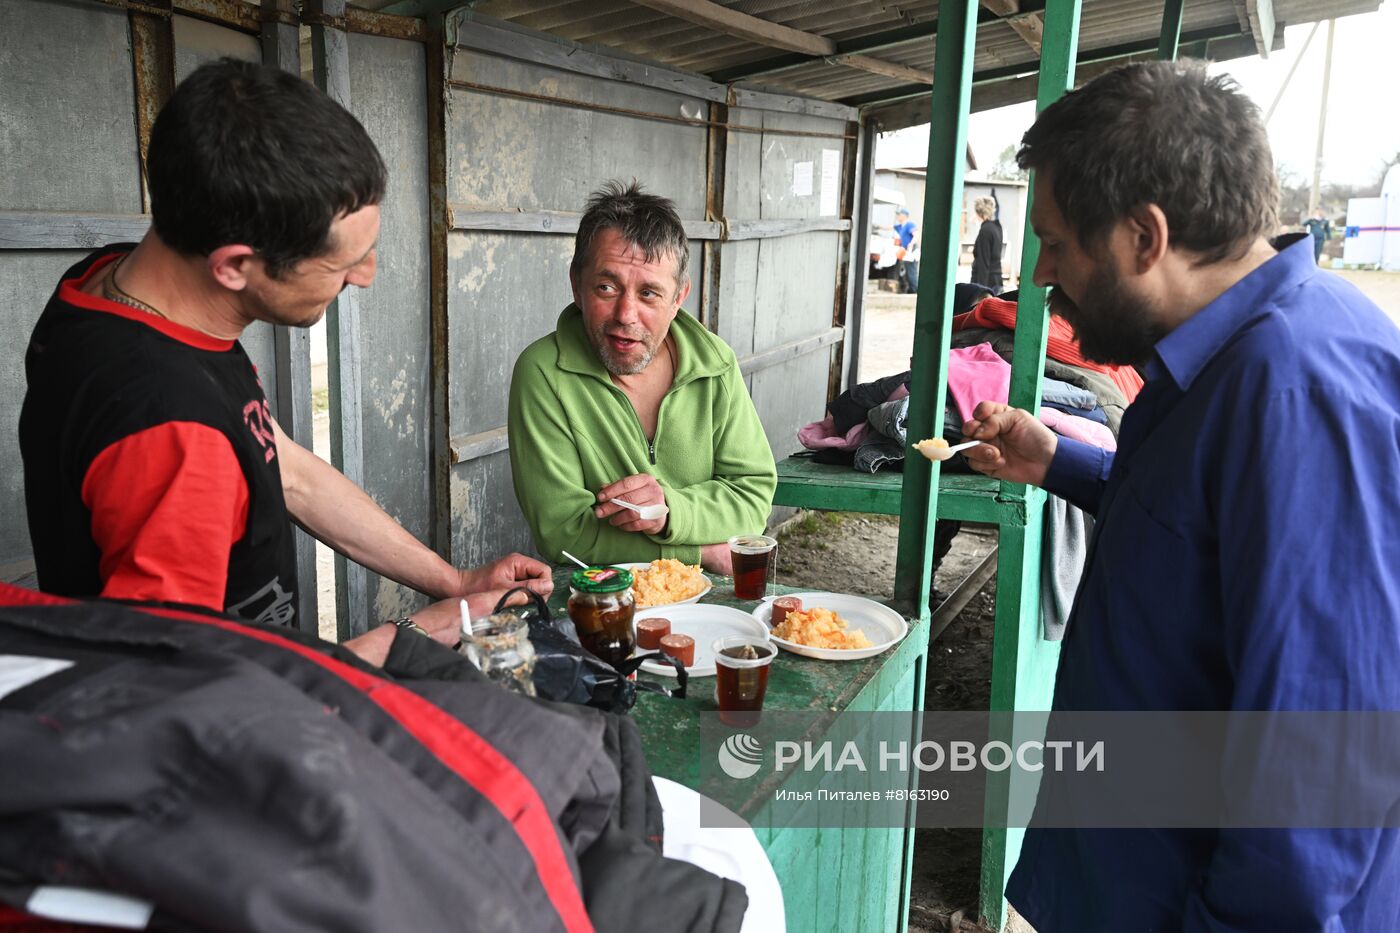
[[634, 604, 770, 678], [750, 592, 908, 661], [616, 558, 712, 609]]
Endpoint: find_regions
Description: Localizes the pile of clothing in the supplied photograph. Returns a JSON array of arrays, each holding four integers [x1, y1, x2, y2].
[[800, 292, 1138, 474], [797, 291, 1142, 640]]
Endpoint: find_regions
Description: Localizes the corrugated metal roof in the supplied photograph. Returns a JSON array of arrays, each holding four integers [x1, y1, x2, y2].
[[361, 0, 1381, 111]]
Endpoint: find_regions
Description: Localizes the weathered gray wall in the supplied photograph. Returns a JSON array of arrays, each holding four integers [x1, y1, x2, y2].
[[346, 32, 433, 621], [0, 0, 141, 575], [719, 108, 848, 462]]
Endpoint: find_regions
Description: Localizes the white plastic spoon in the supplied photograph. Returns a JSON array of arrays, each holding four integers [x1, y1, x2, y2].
[[913, 438, 982, 462], [560, 549, 590, 569], [609, 497, 669, 522]]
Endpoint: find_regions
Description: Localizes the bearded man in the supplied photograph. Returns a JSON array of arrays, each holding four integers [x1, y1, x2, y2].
[[508, 181, 776, 572], [958, 61, 1400, 930]]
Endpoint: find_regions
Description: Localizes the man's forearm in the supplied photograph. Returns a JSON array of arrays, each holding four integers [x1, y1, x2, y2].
[[274, 423, 457, 599]]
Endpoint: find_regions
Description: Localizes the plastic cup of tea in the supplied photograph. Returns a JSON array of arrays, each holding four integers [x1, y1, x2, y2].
[[728, 534, 777, 600], [713, 635, 776, 727]]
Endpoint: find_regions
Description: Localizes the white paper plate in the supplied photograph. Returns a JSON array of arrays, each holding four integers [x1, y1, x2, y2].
[[614, 562, 712, 609], [751, 592, 908, 661], [635, 604, 770, 678]]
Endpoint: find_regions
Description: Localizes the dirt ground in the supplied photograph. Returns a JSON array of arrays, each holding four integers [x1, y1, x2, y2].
[[776, 512, 1016, 933]]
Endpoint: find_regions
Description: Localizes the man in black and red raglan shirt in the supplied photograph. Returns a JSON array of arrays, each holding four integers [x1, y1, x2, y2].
[[19, 59, 550, 666]]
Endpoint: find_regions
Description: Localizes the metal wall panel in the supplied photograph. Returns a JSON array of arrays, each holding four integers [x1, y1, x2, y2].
[[0, 0, 142, 573], [0, 1, 141, 213], [446, 49, 708, 214], [347, 32, 435, 620], [171, 15, 282, 410]]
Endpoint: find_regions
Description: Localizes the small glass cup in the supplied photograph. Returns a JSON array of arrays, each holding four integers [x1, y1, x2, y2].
[[713, 635, 776, 727], [460, 613, 537, 697], [728, 534, 777, 600]]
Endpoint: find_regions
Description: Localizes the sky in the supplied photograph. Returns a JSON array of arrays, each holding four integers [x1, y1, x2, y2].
[[876, 3, 1400, 189]]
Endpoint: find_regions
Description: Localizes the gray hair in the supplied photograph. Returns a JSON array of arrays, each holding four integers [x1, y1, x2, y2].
[[974, 196, 997, 219], [571, 179, 690, 289]]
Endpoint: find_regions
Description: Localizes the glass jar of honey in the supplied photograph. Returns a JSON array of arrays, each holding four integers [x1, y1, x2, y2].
[[567, 566, 636, 670]]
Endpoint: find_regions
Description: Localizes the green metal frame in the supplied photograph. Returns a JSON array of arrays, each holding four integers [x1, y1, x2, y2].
[[1158, 0, 1186, 60]]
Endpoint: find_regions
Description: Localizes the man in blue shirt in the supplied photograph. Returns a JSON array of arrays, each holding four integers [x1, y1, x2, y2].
[[961, 61, 1400, 930], [893, 207, 920, 293]]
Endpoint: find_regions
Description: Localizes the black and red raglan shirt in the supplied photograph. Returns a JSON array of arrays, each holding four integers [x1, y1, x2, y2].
[[19, 245, 298, 627]]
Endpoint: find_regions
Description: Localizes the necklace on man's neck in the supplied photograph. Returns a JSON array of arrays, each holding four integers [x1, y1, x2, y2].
[[102, 255, 169, 320]]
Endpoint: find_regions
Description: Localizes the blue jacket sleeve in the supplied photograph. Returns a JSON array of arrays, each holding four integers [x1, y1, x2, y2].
[[1041, 436, 1113, 516], [1182, 386, 1400, 930]]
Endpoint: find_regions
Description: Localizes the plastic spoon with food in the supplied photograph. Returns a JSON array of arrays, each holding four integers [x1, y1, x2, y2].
[[913, 437, 982, 461]]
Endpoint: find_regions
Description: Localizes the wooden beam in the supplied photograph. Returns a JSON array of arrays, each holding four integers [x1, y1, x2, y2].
[[978, 0, 1021, 16], [0, 210, 151, 249], [831, 54, 932, 85], [1246, 0, 1276, 57], [1007, 12, 1044, 54], [628, 0, 834, 56]]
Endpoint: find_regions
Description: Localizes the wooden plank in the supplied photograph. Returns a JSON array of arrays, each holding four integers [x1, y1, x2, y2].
[[737, 326, 844, 377], [1246, 0, 1276, 57], [772, 457, 1027, 525], [724, 217, 850, 240], [262, 0, 318, 636], [448, 14, 727, 104], [979, 0, 1021, 15], [447, 207, 723, 241], [1008, 11, 1045, 54], [893, 0, 978, 614], [627, 0, 835, 57], [0, 211, 151, 249], [831, 54, 932, 85], [307, 0, 369, 640], [727, 86, 859, 122], [446, 207, 845, 242], [449, 426, 509, 465]]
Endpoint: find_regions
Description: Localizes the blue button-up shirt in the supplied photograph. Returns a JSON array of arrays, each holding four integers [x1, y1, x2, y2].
[[1008, 236, 1400, 930]]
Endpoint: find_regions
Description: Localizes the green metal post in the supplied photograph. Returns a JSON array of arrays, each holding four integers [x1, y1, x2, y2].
[[1157, 0, 1186, 60], [892, 0, 978, 613], [979, 1, 1082, 928]]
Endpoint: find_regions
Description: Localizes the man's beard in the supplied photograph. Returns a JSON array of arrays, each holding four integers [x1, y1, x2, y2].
[[1048, 266, 1165, 366], [587, 322, 659, 376]]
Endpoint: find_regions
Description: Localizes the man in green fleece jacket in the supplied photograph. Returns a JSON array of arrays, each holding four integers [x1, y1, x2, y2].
[[509, 181, 776, 573]]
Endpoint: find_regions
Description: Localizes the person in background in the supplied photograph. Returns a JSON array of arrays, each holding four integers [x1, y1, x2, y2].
[[959, 60, 1400, 930], [893, 207, 921, 293], [970, 195, 1004, 293], [1302, 206, 1332, 264], [508, 180, 776, 573], [19, 59, 551, 667]]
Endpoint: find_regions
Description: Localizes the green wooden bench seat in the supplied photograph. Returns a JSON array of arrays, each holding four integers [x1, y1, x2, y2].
[[774, 455, 1033, 526]]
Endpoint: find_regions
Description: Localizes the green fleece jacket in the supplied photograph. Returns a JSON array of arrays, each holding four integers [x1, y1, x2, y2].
[[508, 304, 776, 565]]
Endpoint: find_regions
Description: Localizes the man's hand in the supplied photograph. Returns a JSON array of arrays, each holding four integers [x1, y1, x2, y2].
[[700, 542, 734, 576], [960, 401, 1058, 487], [458, 553, 553, 600], [594, 474, 668, 535]]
